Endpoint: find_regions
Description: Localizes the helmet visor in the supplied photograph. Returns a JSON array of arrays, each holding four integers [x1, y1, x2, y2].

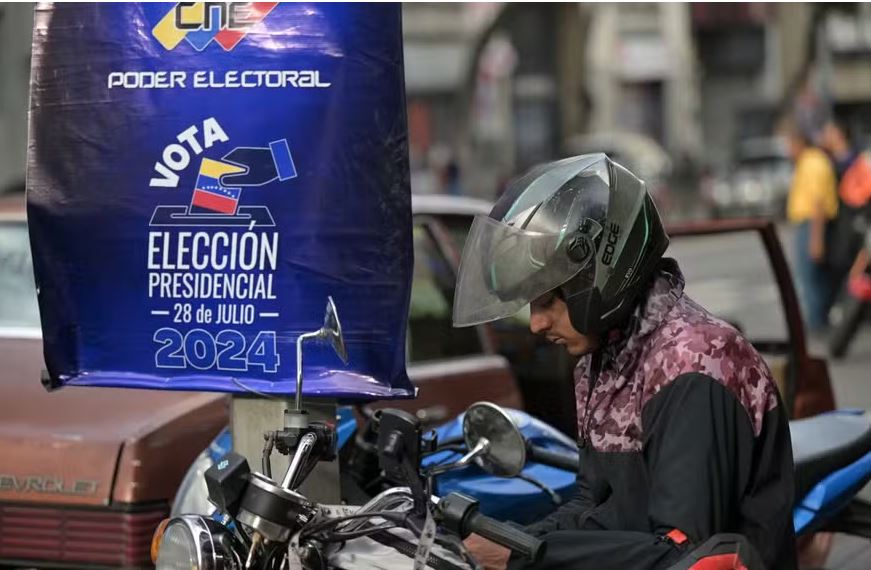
[[452, 215, 597, 327]]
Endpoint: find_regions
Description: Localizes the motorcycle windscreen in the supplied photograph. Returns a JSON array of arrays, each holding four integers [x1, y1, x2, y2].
[[26, 3, 414, 399]]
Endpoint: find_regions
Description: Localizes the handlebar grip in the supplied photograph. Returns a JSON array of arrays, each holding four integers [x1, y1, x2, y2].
[[528, 445, 579, 472], [466, 511, 545, 563]]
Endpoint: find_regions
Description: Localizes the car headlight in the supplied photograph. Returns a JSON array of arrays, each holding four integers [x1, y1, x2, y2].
[[153, 515, 243, 570]]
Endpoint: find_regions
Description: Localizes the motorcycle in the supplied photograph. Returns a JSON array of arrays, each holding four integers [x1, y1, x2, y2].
[[153, 298, 547, 570], [164, 299, 871, 568], [160, 395, 767, 569], [158, 299, 763, 569], [406, 407, 871, 546], [175, 405, 579, 527], [153, 407, 550, 569]]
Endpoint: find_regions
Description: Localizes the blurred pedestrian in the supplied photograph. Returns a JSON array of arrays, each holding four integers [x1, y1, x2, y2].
[[821, 117, 858, 180], [785, 124, 839, 333], [819, 118, 865, 292]]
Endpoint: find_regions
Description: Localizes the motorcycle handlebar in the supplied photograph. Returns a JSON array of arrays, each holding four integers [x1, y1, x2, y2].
[[438, 492, 545, 563], [527, 444, 579, 472], [465, 510, 545, 563]]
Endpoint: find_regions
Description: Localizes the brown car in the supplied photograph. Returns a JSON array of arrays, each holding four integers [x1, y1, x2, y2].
[[0, 193, 228, 568], [0, 192, 522, 569], [666, 218, 835, 420]]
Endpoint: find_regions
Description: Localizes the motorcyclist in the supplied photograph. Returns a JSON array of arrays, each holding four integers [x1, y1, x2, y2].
[[452, 155, 797, 569]]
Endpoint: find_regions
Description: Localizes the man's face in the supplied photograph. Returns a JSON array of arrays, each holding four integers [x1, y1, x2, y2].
[[529, 291, 600, 356]]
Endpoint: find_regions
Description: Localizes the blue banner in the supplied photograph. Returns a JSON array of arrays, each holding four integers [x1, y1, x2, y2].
[[26, 3, 414, 400]]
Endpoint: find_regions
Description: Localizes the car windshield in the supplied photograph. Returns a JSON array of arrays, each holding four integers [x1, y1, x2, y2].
[[0, 221, 41, 332]]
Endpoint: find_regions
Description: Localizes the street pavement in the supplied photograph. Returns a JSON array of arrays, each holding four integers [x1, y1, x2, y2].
[[668, 224, 871, 569]]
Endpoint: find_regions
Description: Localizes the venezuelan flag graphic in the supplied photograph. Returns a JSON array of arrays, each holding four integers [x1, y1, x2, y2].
[[152, 2, 279, 51], [190, 158, 246, 215]]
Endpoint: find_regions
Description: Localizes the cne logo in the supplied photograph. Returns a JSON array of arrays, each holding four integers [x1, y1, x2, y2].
[[152, 2, 279, 52]]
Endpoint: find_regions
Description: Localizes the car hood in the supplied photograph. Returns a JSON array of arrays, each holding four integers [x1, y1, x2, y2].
[[0, 338, 226, 506]]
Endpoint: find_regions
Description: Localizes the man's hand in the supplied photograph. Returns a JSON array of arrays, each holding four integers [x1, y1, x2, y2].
[[464, 533, 511, 570]]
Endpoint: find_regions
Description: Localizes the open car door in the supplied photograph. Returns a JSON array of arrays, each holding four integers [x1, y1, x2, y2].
[[667, 218, 835, 419]]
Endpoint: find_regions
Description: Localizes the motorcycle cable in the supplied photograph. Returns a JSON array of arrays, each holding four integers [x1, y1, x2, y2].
[[314, 522, 398, 543], [514, 472, 562, 505], [299, 510, 410, 541], [257, 541, 285, 570]]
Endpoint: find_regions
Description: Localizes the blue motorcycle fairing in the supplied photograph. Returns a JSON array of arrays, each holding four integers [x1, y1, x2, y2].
[[207, 428, 232, 463], [791, 409, 871, 535], [424, 408, 578, 524], [793, 449, 871, 534], [336, 406, 357, 450]]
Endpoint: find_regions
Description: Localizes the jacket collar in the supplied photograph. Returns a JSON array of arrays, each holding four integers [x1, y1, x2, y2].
[[597, 258, 685, 376]]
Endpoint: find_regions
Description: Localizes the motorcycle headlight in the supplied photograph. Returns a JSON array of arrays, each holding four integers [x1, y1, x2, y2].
[[153, 515, 243, 570], [156, 518, 199, 570]]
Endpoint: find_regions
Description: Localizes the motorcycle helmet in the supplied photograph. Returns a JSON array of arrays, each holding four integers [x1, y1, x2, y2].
[[452, 153, 668, 335]]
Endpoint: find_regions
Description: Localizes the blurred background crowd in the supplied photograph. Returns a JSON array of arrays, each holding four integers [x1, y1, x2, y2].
[[398, 4, 863, 218]]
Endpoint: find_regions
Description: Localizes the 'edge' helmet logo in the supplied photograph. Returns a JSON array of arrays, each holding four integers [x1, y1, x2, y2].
[[601, 222, 620, 265]]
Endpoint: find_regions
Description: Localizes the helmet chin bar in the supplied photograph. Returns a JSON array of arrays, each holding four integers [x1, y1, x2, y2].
[[561, 284, 601, 336], [561, 283, 637, 338]]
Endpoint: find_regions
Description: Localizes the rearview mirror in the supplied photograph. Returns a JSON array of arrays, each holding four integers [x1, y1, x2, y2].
[[462, 402, 526, 477], [322, 296, 348, 364]]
